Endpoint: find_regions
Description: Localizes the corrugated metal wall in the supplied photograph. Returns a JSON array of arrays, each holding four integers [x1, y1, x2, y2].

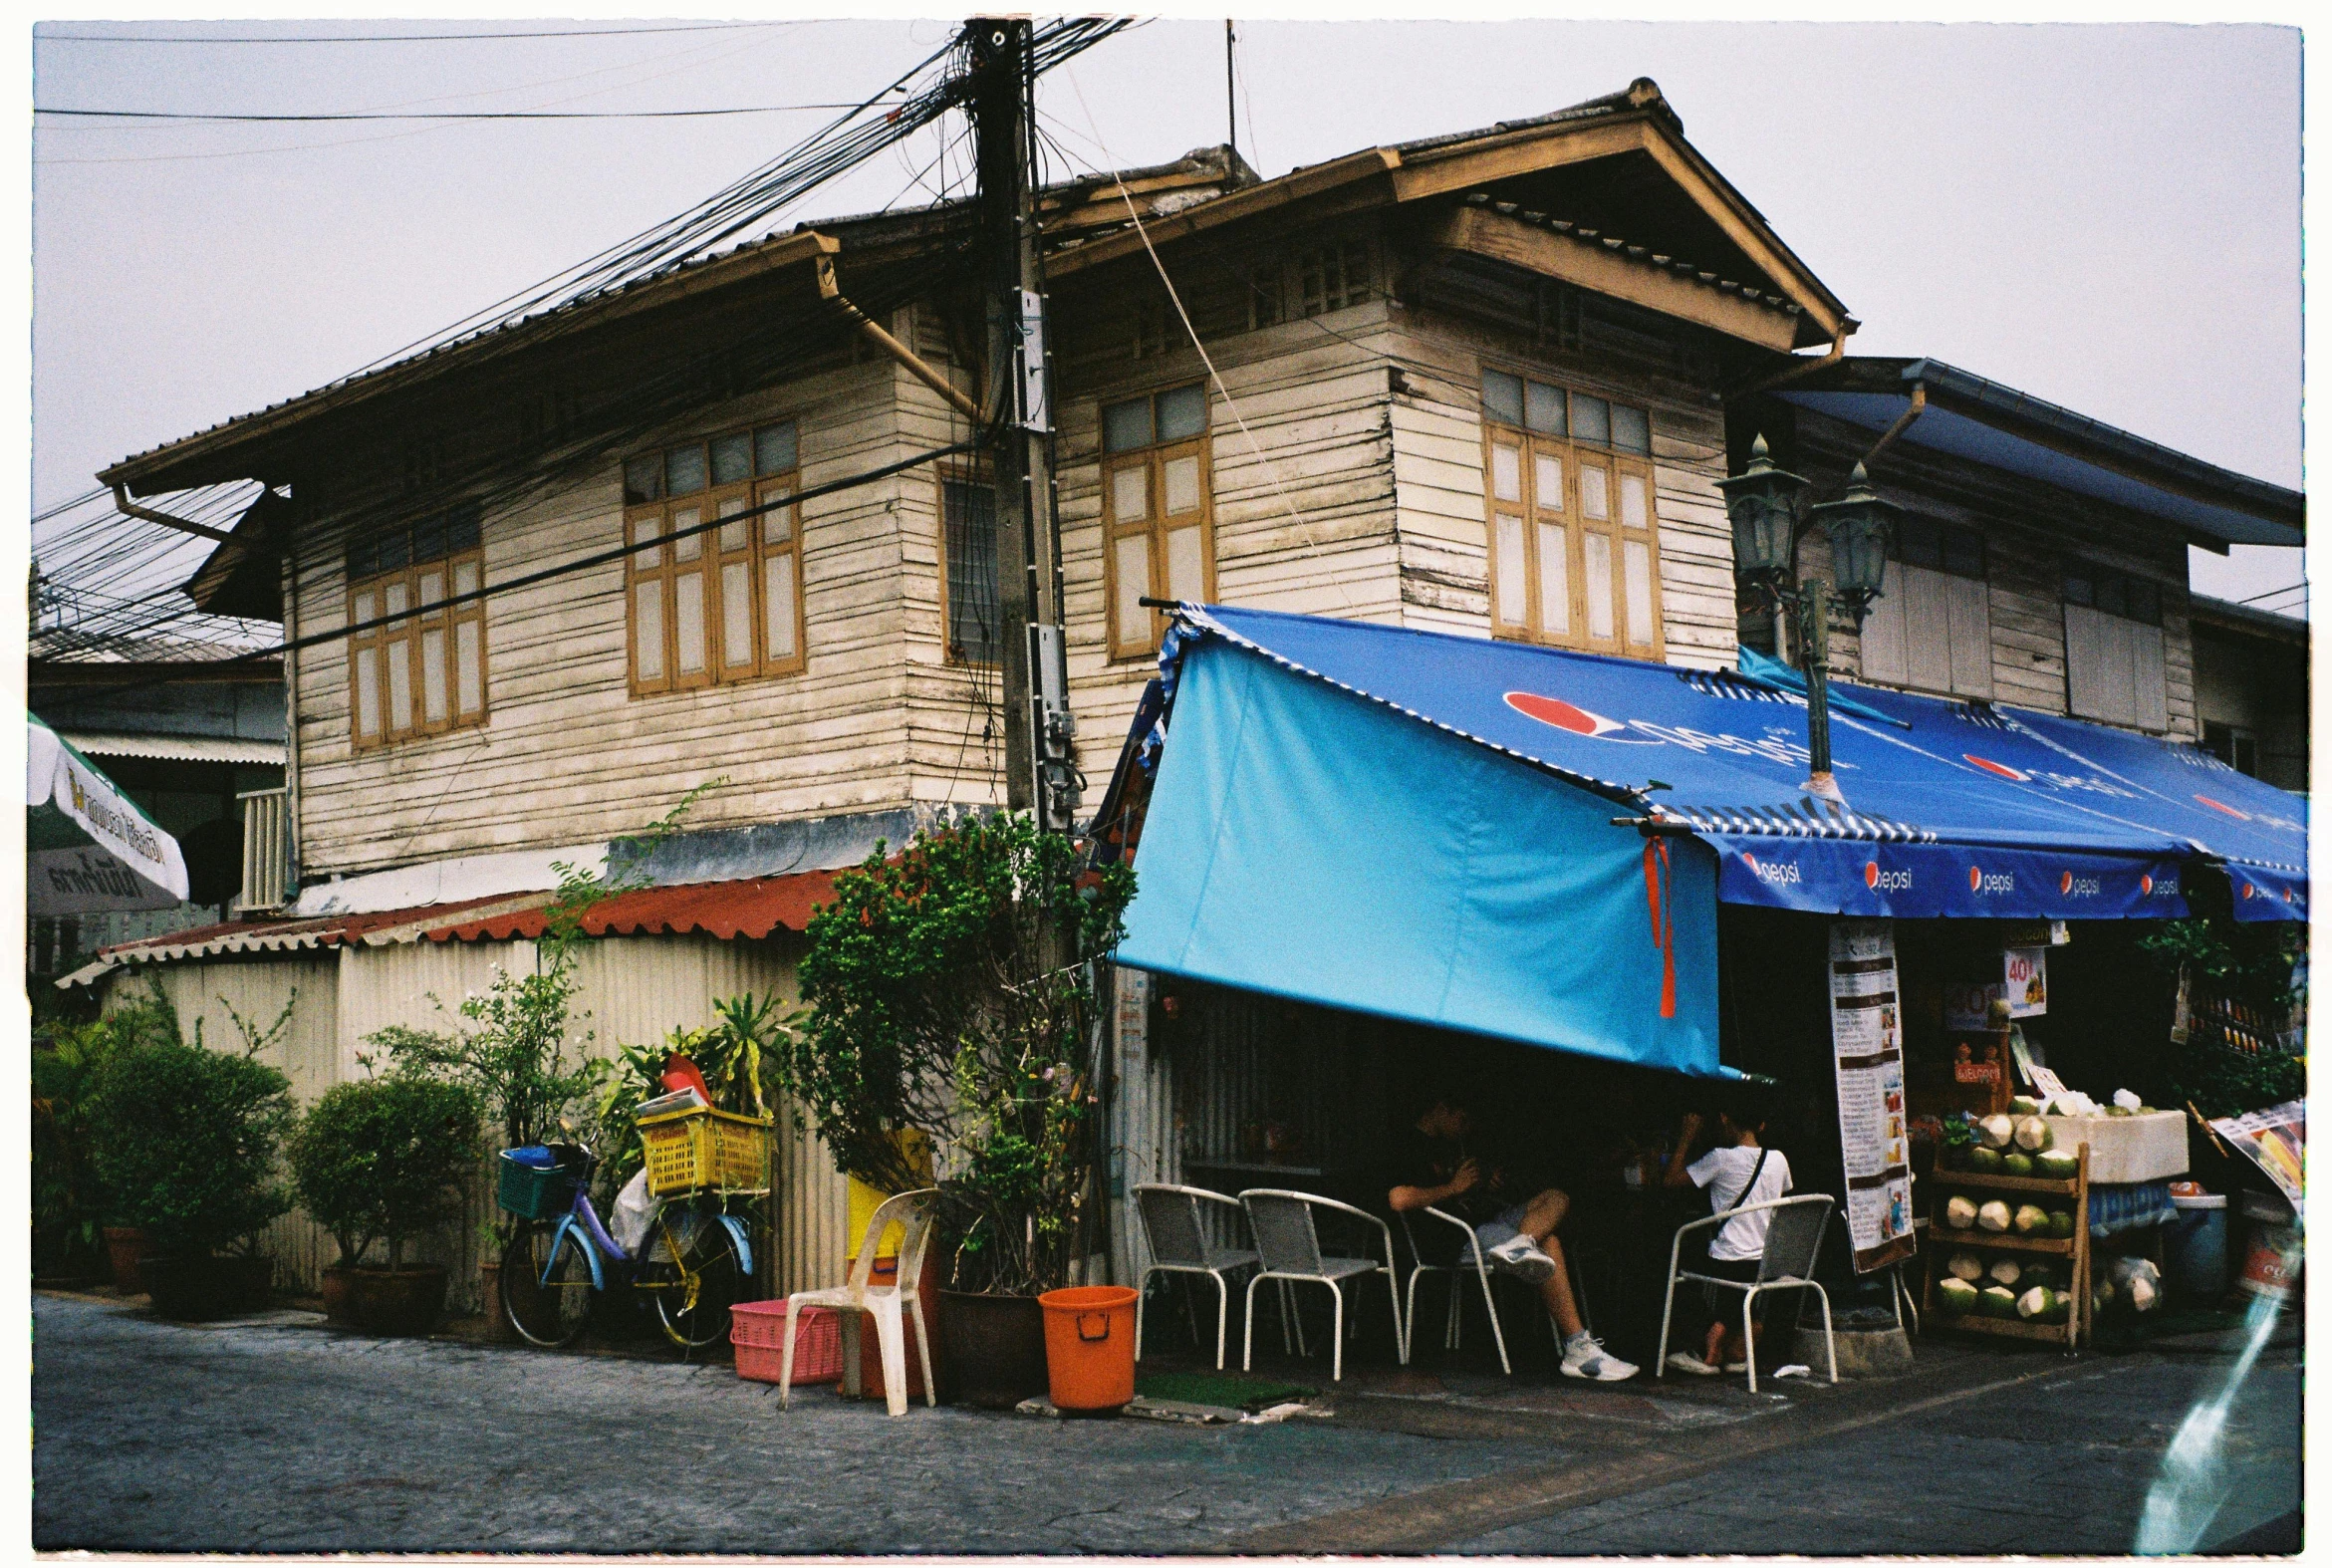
[[110, 929, 854, 1314]]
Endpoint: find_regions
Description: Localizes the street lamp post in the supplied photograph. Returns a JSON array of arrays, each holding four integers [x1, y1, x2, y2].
[[1717, 436, 1901, 802]]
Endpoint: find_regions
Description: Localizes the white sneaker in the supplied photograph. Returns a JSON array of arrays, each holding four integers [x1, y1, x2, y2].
[[1561, 1333, 1639, 1382], [1665, 1350, 1720, 1377], [1485, 1234, 1558, 1283]]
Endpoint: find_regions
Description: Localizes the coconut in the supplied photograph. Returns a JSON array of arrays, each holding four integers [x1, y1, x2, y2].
[[1976, 1199, 2013, 1232], [2047, 1208, 2075, 1239], [2034, 1148, 2079, 1180], [1968, 1146, 2005, 1175], [1944, 1194, 1979, 1229], [1947, 1251, 1985, 1282], [2042, 1291, 2072, 1324], [1979, 1114, 2017, 1150], [2127, 1273, 2159, 1311], [1939, 1276, 1979, 1315], [2012, 1202, 2052, 1235], [2010, 1096, 2042, 1117], [2016, 1284, 2051, 1320], [1979, 1284, 2018, 1318], [2002, 1152, 2035, 1178], [1988, 1257, 2022, 1288], [2014, 1116, 2052, 1153]]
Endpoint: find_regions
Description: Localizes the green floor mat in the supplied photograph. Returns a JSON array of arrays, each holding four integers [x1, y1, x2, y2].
[[1135, 1371, 1318, 1411]]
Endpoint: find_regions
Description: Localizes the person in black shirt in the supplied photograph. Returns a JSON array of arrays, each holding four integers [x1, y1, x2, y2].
[[1387, 1091, 1639, 1382]]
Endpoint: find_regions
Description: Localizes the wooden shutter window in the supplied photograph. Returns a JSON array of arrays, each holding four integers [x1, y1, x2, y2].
[[759, 476, 804, 673], [624, 421, 805, 696], [1480, 371, 1662, 655], [1102, 385, 1214, 660]]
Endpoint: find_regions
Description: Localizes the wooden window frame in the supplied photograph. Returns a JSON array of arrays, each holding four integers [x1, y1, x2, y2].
[[347, 514, 486, 750], [1101, 384, 1216, 662], [935, 464, 1003, 668], [623, 421, 804, 699], [1481, 369, 1664, 658]]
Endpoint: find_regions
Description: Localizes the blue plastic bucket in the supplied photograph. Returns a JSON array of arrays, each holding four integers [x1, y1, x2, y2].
[[2164, 1193, 2228, 1304]]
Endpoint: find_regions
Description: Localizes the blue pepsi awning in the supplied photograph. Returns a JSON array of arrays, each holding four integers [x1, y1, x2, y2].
[[1129, 606, 2305, 925], [1117, 614, 1725, 1076]]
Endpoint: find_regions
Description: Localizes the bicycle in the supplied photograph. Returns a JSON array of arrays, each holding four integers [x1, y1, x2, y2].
[[497, 1144, 754, 1353]]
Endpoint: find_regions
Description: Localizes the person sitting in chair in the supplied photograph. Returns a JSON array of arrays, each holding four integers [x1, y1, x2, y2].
[[1662, 1089, 1792, 1377], [1386, 1089, 1639, 1382]]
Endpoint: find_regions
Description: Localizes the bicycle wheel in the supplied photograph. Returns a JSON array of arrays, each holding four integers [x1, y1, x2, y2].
[[637, 1204, 747, 1351], [500, 1223, 595, 1348]]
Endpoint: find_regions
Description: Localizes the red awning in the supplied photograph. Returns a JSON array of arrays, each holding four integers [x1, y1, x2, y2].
[[424, 871, 839, 942]]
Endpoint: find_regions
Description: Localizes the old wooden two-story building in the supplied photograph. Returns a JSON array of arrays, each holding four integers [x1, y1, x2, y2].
[[64, 79, 2302, 1305]]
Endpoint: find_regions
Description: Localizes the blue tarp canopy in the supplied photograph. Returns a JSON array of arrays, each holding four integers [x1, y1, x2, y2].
[[1116, 606, 2306, 1071]]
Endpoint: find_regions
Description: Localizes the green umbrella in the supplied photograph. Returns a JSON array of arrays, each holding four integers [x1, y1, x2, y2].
[[26, 711, 188, 915]]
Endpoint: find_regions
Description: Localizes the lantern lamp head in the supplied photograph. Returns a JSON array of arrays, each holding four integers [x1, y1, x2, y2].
[[1716, 433, 1810, 590], [1808, 461, 1902, 622]]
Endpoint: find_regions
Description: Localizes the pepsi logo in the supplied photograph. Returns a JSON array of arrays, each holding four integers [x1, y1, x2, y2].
[[2060, 872, 2072, 895], [1968, 866, 1982, 893], [2195, 794, 2252, 821], [2060, 870, 2100, 898], [1967, 866, 2015, 896], [2242, 883, 2256, 900], [1864, 860, 1911, 892], [1866, 862, 1880, 889], [2141, 875, 2154, 895], [1740, 852, 1800, 886], [1964, 754, 2030, 783], [1506, 691, 1629, 737]]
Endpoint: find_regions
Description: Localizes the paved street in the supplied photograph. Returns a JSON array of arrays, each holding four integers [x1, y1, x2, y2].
[[32, 1291, 2298, 1555]]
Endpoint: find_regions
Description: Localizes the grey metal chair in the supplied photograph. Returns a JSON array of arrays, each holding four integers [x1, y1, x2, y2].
[[1394, 1205, 1513, 1374], [1655, 1192, 1838, 1394], [1239, 1188, 1407, 1382], [1132, 1182, 1261, 1371]]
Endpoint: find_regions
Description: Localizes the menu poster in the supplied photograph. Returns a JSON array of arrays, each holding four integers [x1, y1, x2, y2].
[[2210, 1101, 2305, 1220], [1829, 919, 1916, 1272]]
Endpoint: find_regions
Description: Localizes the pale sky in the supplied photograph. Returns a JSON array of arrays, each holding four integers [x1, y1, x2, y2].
[[27, 16, 2306, 615]]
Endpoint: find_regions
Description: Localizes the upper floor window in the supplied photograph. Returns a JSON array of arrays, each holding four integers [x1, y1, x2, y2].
[[348, 505, 485, 748], [1858, 516, 1993, 699], [2063, 563, 2167, 729], [1480, 368, 1661, 656], [622, 422, 804, 695], [1247, 237, 1375, 331], [940, 471, 1002, 666], [1103, 384, 1212, 659]]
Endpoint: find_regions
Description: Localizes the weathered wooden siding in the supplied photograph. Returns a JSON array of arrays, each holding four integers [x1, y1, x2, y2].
[[1793, 409, 2198, 738], [293, 351, 941, 880], [118, 931, 851, 1311]]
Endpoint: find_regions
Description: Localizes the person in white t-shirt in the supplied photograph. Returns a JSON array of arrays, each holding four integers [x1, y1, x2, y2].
[[1660, 1094, 1792, 1377]]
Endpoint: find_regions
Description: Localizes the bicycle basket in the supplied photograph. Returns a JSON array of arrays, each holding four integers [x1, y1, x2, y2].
[[497, 1148, 582, 1219], [637, 1107, 772, 1197]]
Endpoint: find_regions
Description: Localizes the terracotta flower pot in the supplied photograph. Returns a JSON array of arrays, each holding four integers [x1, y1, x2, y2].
[[143, 1253, 273, 1321], [325, 1265, 448, 1336], [103, 1226, 151, 1294], [938, 1289, 1048, 1409]]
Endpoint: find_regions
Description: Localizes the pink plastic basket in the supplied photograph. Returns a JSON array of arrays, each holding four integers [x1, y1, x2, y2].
[[730, 1299, 843, 1386]]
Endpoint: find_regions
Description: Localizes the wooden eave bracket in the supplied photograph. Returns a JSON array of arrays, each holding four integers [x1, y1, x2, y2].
[[1427, 204, 1803, 354], [815, 253, 981, 423], [112, 483, 237, 545]]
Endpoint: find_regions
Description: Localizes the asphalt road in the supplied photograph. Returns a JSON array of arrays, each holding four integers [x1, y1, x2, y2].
[[31, 1293, 2300, 1554]]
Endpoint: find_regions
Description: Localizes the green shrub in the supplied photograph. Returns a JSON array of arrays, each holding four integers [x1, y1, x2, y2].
[[289, 1076, 483, 1270], [85, 1038, 295, 1256]]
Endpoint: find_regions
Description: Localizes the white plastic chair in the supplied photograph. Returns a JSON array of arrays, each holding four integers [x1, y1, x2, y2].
[[1132, 1182, 1261, 1371], [1394, 1205, 1513, 1374], [1239, 1188, 1407, 1382], [1655, 1192, 1838, 1394], [779, 1187, 938, 1418]]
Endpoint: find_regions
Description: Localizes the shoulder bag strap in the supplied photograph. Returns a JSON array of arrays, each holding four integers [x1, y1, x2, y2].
[[1719, 1148, 1771, 1216]]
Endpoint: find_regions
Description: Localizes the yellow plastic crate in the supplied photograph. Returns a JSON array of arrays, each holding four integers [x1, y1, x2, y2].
[[637, 1106, 773, 1196]]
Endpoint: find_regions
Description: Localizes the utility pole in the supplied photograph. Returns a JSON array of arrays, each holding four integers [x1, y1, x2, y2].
[[966, 17, 1075, 832], [1225, 21, 1237, 161]]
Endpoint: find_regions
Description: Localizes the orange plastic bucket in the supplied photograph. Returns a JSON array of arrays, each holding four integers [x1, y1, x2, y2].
[[1039, 1285, 1139, 1412]]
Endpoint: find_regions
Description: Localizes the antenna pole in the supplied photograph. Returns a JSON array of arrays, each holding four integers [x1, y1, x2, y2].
[[1225, 20, 1237, 159]]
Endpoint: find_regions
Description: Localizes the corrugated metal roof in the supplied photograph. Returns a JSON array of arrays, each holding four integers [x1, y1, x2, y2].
[[57, 872, 839, 987], [58, 732, 285, 765], [428, 871, 839, 942], [1458, 193, 1802, 317]]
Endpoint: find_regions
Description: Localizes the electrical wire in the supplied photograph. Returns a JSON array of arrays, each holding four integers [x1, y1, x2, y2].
[[37, 23, 806, 45], [39, 105, 878, 123]]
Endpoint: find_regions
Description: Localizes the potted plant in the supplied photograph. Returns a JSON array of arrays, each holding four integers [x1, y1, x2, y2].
[[289, 1073, 482, 1335], [773, 813, 1136, 1408], [34, 984, 185, 1291], [84, 1031, 295, 1320]]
